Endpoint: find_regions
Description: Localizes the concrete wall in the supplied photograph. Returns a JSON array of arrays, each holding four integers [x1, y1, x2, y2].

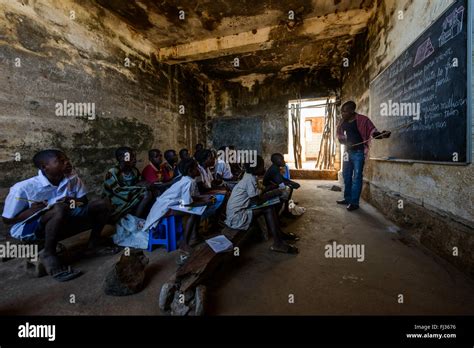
[[0, 0, 206, 207], [205, 68, 340, 163], [341, 0, 474, 276]]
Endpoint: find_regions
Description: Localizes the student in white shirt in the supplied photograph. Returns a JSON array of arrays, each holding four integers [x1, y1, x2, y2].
[[2, 150, 112, 282], [215, 146, 234, 181], [194, 149, 228, 234], [143, 158, 213, 260], [225, 156, 299, 254], [195, 149, 228, 194], [195, 149, 215, 191]]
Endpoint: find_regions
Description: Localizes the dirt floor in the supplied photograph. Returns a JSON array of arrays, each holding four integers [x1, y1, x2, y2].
[[1, 180, 473, 315]]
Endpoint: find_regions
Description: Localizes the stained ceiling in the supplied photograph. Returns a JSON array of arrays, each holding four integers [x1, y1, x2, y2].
[[92, 0, 375, 79], [91, 0, 373, 79]]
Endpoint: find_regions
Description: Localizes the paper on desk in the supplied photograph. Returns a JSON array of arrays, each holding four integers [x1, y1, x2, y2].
[[205, 235, 233, 253]]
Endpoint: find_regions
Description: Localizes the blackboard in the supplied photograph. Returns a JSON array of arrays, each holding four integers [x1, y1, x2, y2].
[[211, 116, 263, 154], [369, 0, 472, 164]]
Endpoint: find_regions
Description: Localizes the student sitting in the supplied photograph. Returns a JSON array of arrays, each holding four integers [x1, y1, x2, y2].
[[141, 149, 163, 184], [103, 147, 154, 221], [263, 153, 300, 217], [194, 143, 204, 158], [179, 148, 190, 161], [225, 156, 299, 254], [150, 149, 189, 196], [228, 145, 244, 179], [2, 150, 112, 281], [215, 146, 235, 181], [174, 148, 190, 177], [160, 149, 179, 183], [194, 149, 228, 228], [194, 149, 226, 193], [143, 158, 213, 262]]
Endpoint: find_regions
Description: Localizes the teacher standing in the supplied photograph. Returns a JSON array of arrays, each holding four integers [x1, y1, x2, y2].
[[336, 101, 391, 211]]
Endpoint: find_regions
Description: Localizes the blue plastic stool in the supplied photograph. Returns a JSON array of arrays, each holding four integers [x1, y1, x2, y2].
[[147, 215, 183, 252]]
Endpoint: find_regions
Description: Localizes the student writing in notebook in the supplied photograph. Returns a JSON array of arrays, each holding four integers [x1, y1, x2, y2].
[[2, 150, 112, 282], [225, 156, 299, 254], [143, 158, 214, 263]]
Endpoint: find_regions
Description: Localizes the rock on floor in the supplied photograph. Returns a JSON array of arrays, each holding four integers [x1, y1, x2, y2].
[[104, 249, 149, 296]]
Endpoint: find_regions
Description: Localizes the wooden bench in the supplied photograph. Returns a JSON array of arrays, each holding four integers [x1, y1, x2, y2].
[[159, 219, 266, 316]]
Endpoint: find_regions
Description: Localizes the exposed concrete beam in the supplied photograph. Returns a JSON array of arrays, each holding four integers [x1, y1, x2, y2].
[[158, 27, 274, 64], [157, 8, 373, 64]]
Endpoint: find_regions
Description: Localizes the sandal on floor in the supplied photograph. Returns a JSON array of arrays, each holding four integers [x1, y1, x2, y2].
[[281, 232, 300, 241], [50, 265, 82, 282], [270, 244, 299, 254]]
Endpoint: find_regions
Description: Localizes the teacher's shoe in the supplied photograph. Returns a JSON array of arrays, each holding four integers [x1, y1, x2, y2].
[[346, 204, 359, 211], [337, 199, 349, 205]]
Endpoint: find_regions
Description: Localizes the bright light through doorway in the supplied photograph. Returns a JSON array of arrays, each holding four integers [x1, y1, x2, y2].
[[286, 97, 336, 170]]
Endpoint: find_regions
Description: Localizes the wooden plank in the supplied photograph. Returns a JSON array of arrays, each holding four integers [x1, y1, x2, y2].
[[175, 227, 251, 292], [176, 227, 241, 278], [176, 243, 214, 277]]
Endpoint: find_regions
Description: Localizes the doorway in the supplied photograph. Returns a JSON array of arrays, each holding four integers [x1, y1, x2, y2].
[[286, 97, 339, 171]]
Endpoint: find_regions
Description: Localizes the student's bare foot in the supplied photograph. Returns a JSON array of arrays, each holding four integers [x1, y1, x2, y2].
[[41, 254, 61, 273], [41, 254, 82, 282]]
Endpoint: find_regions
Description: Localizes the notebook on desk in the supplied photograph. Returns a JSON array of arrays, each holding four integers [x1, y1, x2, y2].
[[247, 197, 281, 210]]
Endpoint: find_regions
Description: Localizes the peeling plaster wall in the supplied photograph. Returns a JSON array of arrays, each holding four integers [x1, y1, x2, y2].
[[341, 0, 474, 276], [0, 0, 206, 205], [206, 69, 340, 162]]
